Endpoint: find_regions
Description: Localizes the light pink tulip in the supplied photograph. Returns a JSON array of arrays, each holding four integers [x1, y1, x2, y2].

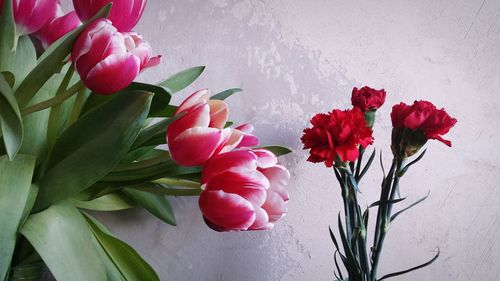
[[72, 0, 146, 32], [199, 149, 290, 232], [71, 18, 160, 94], [37, 6, 82, 48], [166, 89, 232, 167], [0, 0, 58, 35]]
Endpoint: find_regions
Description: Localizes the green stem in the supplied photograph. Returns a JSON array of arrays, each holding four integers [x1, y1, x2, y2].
[[21, 80, 83, 116], [65, 87, 90, 128], [153, 178, 201, 189]]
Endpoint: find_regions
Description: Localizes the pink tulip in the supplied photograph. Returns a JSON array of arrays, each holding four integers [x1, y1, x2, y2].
[[0, 0, 58, 35], [72, 0, 146, 32], [166, 89, 232, 167], [37, 6, 82, 48], [71, 18, 160, 94], [199, 149, 290, 232]]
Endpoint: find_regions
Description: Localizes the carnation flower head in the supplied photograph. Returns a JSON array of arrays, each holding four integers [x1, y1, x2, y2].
[[301, 107, 374, 167]]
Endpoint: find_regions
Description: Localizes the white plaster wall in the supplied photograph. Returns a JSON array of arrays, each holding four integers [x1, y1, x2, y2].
[[91, 0, 500, 280]]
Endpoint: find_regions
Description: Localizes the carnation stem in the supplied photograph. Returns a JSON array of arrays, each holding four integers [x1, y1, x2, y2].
[[21, 80, 84, 116]]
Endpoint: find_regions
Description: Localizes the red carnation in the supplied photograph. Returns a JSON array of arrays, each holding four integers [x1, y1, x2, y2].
[[391, 100, 457, 147], [301, 107, 373, 167], [351, 86, 386, 112]]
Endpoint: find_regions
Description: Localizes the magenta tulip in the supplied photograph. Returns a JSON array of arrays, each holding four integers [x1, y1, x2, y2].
[[0, 0, 58, 35], [199, 149, 290, 232], [37, 7, 82, 48], [71, 18, 160, 94], [166, 89, 232, 167], [72, 0, 146, 32]]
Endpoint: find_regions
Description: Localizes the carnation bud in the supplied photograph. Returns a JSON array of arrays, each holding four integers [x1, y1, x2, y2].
[[391, 128, 427, 159]]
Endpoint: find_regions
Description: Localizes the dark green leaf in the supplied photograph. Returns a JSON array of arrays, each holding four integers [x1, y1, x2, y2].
[[35, 91, 152, 210], [398, 149, 427, 177], [122, 188, 176, 225], [258, 145, 293, 156], [126, 82, 172, 117], [224, 121, 234, 128], [83, 213, 160, 281], [390, 191, 430, 222], [0, 0, 16, 69], [158, 66, 205, 93], [15, 4, 112, 107], [378, 249, 439, 280], [337, 214, 362, 277], [0, 73, 23, 159], [368, 198, 406, 208], [210, 88, 242, 100], [0, 155, 35, 280], [130, 182, 202, 197], [20, 204, 107, 281], [132, 116, 180, 150], [333, 250, 345, 280], [357, 149, 376, 181]]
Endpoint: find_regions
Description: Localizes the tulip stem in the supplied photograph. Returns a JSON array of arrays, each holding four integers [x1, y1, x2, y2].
[[66, 87, 90, 128], [21, 80, 84, 116], [153, 178, 201, 189]]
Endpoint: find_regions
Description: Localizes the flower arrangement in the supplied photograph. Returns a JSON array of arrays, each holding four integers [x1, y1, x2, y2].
[[302, 86, 456, 281], [0, 0, 291, 280]]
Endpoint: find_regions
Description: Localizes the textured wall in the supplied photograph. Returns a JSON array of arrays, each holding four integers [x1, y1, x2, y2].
[[93, 0, 500, 280]]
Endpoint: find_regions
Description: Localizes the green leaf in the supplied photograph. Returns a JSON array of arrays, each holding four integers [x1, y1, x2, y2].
[[0, 154, 35, 280], [83, 213, 160, 281], [210, 88, 242, 100], [127, 82, 171, 117], [357, 149, 376, 181], [258, 145, 293, 156], [337, 214, 362, 277], [130, 183, 202, 197], [0, 73, 23, 159], [0, 0, 16, 69], [15, 4, 112, 108], [158, 66, 205, 94], [35, 91, 153, 210], [368, 198, 406, 209], [398, 149, 427, 177], [390, 191, 430, 222], [131, 116, 180, 150], [70, 192, 136, 211], [377, 249, 439, 280], [20, 204, 107, 281], [0, 36, 37, 89], [122, 187, 176, 225]]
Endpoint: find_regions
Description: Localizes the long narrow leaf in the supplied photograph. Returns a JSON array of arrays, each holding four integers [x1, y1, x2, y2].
[[333, 250, 344, 280], [20, 204, 107, 281], [357, 149, 376, 181], [122, 188, 176, 225], [0, 0, 16, 67], [0, 73, 23, 159], [83, 213, 160, 281], [337, 214, 362, 277], [377, 249, 439, 281], [35, 91, 152, 210], [0, 155, 35, 280], [15, 4, 111, 107], [158, 66, 205, 93], [210, 88, 242, 100], [368, 198, 406, 208], [70, 193, 136, 211], [398, 149, 427, 177], [390, 191, 430, 222], [258, 145, 292, 156]]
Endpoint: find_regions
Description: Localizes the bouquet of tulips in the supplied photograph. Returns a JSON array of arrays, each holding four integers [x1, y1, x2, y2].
[[0, 0, 291, 280], [302, 87, 457, 281]]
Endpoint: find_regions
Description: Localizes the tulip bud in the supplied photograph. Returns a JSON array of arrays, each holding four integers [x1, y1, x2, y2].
[[199, 149, 290, 232], [37, 7, 82, 48], [72, 0, 146, 32], [71, 19, 160, 94], [0, 0, 58, 35], [166, 89, 232, 166]]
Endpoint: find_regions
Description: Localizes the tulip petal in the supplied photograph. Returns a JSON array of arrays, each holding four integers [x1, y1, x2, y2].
[[259, 164, 290, 201], [166, 102, 210, 142], [169, 127, 225, 166], [204, 170, 270, 205], [262, 191, 287, 223], [176, 89, 210, 113], [84, 53, 140, 95], [253, 149, 278, 168], [208, 100, 228, 129], [199, 190, 255, 231], [201, 150, 257, 183], [249, 206, 272, 230]]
